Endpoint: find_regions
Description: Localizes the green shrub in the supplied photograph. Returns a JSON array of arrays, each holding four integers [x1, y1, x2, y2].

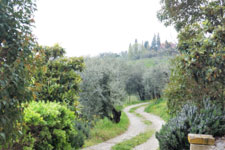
[[156, 100, 225, 150], [22, 101, 79, 150], [73, 120, 90, 148]]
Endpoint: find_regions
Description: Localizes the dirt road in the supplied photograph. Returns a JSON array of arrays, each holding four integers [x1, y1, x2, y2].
[[84, 103, 164, 150]]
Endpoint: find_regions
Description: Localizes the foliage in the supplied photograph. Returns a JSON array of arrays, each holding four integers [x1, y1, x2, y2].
[[150, 33, 161, 51], [33, 45, 84, 108], [17, 101, 79, 150], [156, 100, 225, 150], [125, 64, 145, 100], [84, 112, 129, 147], [145, 99, 170, 121], [0, 0, 37, 146], [157, 0, 224, 31], [73, 120, 90, 148], [161, 0, 225, 114], [40, 44, 66, 62], [79, 58, 127, 122], [112, 130, 155, 150], [125, 63, 169, 100], [143, 65, 169, 100], [128, 38, 177, 60]]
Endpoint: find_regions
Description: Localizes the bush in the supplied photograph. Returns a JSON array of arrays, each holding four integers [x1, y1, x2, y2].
[[73, 120, 90, 148], [156, 100, 225, 150], [21, 101, 79, 150]]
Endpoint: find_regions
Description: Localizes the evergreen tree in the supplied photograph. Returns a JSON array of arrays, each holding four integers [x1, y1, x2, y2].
[[151, 34, 157, 50], [156, 33, 161, 50], [165, 40, 171, 49], [144, 41, 150, 50], [128, 43, 133, 59]]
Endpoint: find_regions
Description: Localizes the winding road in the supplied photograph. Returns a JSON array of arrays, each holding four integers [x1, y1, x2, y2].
[[83, 103, 165, 150]]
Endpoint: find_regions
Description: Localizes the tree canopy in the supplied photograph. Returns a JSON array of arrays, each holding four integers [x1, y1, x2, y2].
[[161, 0, 225, 114], [0, 0, 37, 145], [157, 0, 224, 31]]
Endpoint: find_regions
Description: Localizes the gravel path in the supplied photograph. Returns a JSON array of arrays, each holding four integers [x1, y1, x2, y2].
[[83, 102, 164, 150], [83, 103, 148, 150], [134, 106, 165, 150]]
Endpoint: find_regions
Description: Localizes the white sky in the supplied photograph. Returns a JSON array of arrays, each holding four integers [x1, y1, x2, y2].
[[33, 0, 177, 57]]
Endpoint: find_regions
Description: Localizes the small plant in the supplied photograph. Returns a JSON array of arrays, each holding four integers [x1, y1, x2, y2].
[[156, 100, 225, 150], [21, 101, 79, 150]]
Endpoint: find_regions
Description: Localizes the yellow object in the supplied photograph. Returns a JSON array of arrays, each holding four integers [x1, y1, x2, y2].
[[188, 134, 215, 145]]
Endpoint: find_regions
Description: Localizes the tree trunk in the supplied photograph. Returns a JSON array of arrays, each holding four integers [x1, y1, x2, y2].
[[111, 108, 121, 123]]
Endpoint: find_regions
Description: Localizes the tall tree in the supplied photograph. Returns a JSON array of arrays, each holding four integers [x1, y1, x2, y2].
[[34, 44, 84, 107], [151, 34, 157, 50], [79, 58, 127, 123], [0, 0, 37, 147], [165, 40, 171, 49], [156, 33, 161, 50], [157, 0, 224, 31], [144, 41, 150, 50], [161, 0, 225, 114]]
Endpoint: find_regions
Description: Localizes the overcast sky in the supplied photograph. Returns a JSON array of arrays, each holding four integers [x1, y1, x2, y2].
[[33, 0, 177, 57]]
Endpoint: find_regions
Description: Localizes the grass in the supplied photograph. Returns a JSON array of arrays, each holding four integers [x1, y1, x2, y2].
[[111, 129, 155, 150], [83, 112, 129, 148], [144, 98, 170, 121]]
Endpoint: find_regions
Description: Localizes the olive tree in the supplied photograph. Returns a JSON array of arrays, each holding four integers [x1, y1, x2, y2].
[[79, 58, 127, 123], [125, 64, 145, 100], [143, 65, 170, 100]]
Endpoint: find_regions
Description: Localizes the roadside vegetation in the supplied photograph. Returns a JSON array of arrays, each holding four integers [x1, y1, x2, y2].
[[84, 112, 129, 147], [145, 99, 170, 121]]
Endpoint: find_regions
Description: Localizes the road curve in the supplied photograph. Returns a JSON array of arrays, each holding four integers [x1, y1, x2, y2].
[[83, 102, 165, 150], [83, 103, 149, 150]]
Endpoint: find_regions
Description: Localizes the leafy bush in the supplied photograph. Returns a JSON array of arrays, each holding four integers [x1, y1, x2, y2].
[[156, 100, 225, 150], [33, 45, 84, 107], [21, 101, 79, 150]]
